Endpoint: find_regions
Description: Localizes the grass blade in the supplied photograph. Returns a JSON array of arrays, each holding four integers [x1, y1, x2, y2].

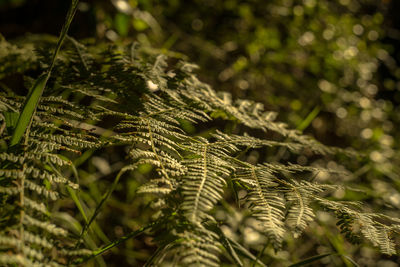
[[342, 255, 360, 267], [78, 165, 134, 242], [213, 225, 243, 267], [67, 186, 88, 223], [48, 0, 79, 74], [252, 243, 268, 267], [74, 222, 156, 265], [289, 253, 333, 267], [9, 74, 47, 147], [9, 0, 79, 147], [222, 236, 244, 267], [227, 237, 267, 267], [296, 106, 320, 132]]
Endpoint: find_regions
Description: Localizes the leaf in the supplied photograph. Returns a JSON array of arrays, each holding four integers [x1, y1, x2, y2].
[[9, 0, 79, 147], [9, 73, 47, 147]]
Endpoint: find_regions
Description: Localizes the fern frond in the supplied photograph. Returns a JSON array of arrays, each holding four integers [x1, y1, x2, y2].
[[317, 197, 399, 255], [284, 180, 330, 237], [23, 232, 53, 249], [235, 164, 286, 248], [181, 138, 234, 224], [24, 166, 78, 189], [0, 254, 34, 267], [24, 179, 59, 200], [23, 214, 68, 236], [23, 197, 49, 215], [171, 228, 221, 267], [0, 38, 37, 80], [176, 66, 354, 156]]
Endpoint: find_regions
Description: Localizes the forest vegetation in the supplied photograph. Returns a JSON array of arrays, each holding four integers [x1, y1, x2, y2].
[[0, 0, 400, 266]]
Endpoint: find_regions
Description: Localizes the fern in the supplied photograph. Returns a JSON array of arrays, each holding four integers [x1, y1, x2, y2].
[[0, 32, 399, 267], [0, 27, 107, 265], [235, 163, 286, 249], [0, 95, 99, 265]]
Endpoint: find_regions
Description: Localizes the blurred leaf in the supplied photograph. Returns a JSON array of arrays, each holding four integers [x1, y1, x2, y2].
[[133, 18, 148, 31], [115, 13, 131, 36]]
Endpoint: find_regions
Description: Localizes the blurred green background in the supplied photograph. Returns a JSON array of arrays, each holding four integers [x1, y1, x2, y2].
[[1, 0, 400, 265]]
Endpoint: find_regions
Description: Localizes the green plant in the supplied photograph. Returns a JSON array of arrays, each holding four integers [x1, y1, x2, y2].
[[0, 2, 399, 266]]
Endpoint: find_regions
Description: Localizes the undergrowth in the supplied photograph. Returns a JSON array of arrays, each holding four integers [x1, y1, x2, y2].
[[0, 1, 399, 266]]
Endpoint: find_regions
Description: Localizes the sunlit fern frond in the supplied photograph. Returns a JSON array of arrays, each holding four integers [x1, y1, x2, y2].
[[283, 179, 337, 237], [235, 164, 286, 248], [116, 90, 211, 195], [180, 136, 234, 224], [317, 197, 400, 255], [176, 65, 354, 157]]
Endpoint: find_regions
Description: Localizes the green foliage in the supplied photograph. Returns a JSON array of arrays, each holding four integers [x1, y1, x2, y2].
[[0, 33, 399, 266], [0, 0, 399, 265]]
